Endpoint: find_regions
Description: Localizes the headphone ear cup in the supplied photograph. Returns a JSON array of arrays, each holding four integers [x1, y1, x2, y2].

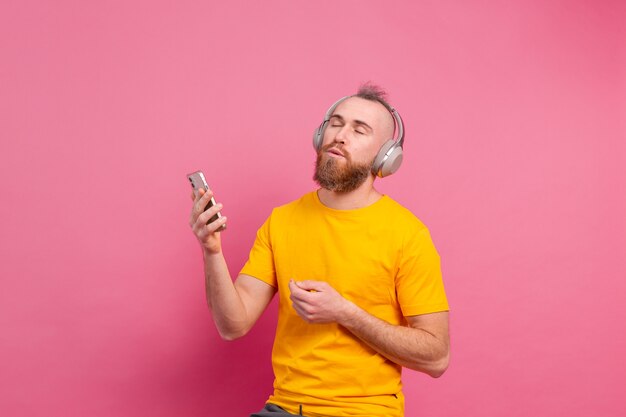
[[380, 147, 403, 177], [313, 121, 327, 151], [372, 140, 404, 177]]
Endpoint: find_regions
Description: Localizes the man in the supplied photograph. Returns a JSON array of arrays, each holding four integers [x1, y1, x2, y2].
[[189, 84, 450, 417]]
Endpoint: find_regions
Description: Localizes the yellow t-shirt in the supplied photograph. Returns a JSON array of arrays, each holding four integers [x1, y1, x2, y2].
[[240, 191, 449, 417]]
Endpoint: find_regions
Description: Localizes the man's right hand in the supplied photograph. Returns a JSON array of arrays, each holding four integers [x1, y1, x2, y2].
[[189, 188, 228, 255]]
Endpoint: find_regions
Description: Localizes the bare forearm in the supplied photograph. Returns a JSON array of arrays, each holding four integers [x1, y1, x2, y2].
[[203, 250, 248, 340], [340, 303, 449, 377]]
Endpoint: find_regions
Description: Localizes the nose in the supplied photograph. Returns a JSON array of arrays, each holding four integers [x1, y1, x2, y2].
[[332, 125, 349, 144]]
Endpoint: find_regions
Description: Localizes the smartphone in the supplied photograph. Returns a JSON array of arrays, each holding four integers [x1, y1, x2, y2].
[[187, 170, 226, 231]]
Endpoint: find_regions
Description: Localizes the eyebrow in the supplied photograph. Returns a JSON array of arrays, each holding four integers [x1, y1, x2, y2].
[[330, 114, 373, 132]]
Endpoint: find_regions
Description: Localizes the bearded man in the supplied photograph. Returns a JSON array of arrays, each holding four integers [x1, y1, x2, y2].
[[189, 84, 450, 417]]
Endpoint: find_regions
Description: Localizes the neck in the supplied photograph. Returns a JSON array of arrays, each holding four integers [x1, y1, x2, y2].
[[317, 177, 382, 210]]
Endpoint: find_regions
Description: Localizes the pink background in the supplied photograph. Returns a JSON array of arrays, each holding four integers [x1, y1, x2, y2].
[[1, 1, 625, 416]]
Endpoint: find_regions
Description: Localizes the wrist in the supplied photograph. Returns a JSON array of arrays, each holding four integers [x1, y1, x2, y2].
[[337, 299, 360, 328], [202, 247, 223, 259]]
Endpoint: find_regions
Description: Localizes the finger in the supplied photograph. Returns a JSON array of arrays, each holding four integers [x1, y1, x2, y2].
[[190, 189, 209, 224], [290, 298, 311, 321], [193, 188, 214, 213], [189, 190, 200, 224], [193, 187, 205, 202], [196, 202, 224, 225], [191, 200, 221, 231], [291, 302, 305, 319], [294, 302, 318, 323], [191, 195, 218, 226], [193, 213, 224, 238], [204, 215, 228, 234], [193, 210, 224, 234], [289, 280, 308, 298], [289, 283, 314, 304], [189, 200, 201, 226]]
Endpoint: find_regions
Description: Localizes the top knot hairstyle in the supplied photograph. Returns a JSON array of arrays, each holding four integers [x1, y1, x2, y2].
[[354, 82, 394, 115]]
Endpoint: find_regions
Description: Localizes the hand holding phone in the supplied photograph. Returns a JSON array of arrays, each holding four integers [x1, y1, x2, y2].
[[187, 171, 227, 232]]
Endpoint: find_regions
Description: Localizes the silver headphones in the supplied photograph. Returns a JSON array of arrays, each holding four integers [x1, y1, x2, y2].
[[312, 96, 405, 177]]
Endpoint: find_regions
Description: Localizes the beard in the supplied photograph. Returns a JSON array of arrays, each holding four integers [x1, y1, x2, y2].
[[313, 143, 374, 193]]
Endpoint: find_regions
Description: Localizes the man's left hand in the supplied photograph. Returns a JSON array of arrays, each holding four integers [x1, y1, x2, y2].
[[288, 280, 354, 324]]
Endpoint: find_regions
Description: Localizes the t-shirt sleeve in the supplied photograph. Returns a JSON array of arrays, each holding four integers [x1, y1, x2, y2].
[[239, 214, 277, 288], [396, 226, 449, 316]]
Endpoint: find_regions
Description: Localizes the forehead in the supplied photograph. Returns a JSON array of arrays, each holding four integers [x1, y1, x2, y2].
[[331, 97, 390, 128]]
